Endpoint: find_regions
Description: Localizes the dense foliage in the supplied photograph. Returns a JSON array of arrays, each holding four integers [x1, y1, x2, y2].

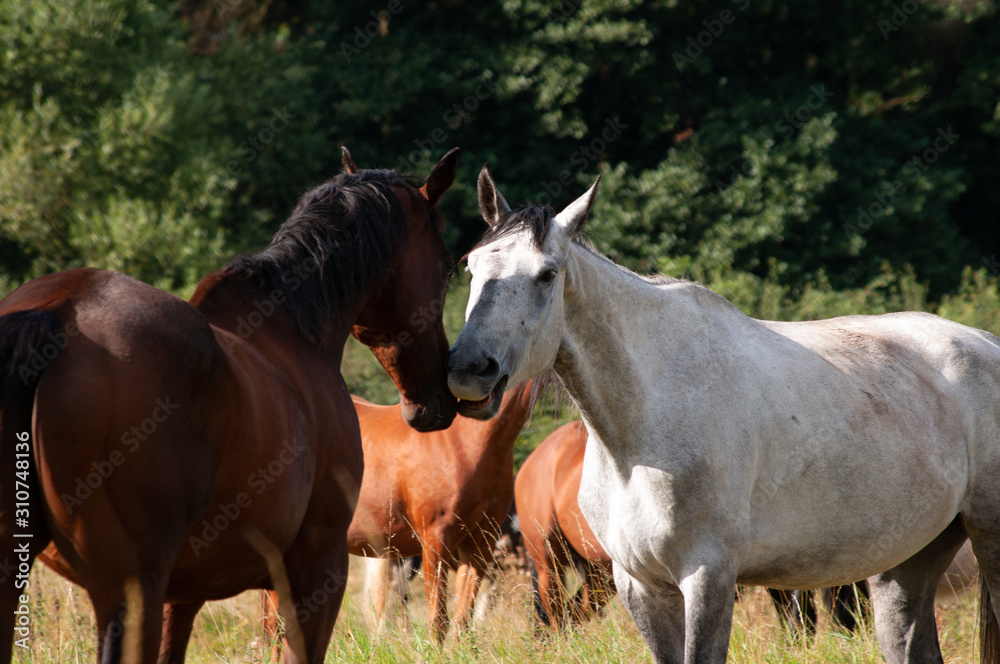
[[2, 0, 998, 329]]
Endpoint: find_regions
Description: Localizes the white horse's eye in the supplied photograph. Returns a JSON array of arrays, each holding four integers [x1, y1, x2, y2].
[[538, 269, 557, 285]]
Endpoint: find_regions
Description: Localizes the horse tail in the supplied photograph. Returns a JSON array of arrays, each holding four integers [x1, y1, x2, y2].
[[980, 574, 1000, 664], [0, 310, 60, 656], [0, 309, 62, 514]]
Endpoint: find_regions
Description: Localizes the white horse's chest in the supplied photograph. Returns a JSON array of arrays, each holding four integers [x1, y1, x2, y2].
[[577, 432, 718, 586]]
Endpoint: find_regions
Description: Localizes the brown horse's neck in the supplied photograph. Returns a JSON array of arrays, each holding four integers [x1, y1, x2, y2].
[[473, 378, 538, 460], [189, 271, 358, 362]]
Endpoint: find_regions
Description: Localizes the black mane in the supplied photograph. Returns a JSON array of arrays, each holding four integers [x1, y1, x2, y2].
[[470, 205, 554, 253], [223, 169, 431, 342]]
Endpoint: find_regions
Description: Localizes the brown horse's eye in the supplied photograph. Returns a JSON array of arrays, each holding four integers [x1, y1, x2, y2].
[[538, 269, 557, 285]]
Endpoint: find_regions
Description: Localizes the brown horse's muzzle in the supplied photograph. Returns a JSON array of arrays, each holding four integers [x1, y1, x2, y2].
[[401, 387, 457, 432]]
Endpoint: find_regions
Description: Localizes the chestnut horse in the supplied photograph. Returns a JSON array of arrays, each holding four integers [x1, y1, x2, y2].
[[261, 377, 541, 645], [0, 148, 459, 664], [515, 420, 614, 630], [350, 377, 541, 641]]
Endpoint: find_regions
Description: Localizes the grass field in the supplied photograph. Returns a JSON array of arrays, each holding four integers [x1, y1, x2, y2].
[[12, 554, 980, 663], [10, 276, 987, 663]]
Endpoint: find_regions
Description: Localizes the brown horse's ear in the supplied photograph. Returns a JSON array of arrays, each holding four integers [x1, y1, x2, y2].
[[478, 163, 510, 227], [419, 147, 460, 208], [341, 146, 359, 174]]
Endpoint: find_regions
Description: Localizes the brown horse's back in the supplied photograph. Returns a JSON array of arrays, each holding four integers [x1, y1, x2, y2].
[[517, 420, 608, 566], [2, 269, 230, 589]]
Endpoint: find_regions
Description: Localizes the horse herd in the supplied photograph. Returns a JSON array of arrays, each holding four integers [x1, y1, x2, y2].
[[1, 148, 999, 664]]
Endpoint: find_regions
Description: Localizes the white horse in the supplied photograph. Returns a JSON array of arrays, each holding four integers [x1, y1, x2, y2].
[[447, 164, 1000, 663]]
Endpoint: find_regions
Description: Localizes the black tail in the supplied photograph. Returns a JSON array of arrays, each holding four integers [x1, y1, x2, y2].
[[981, 574, 1000, 664], [0, 309, 62, 514], [1, 309, 65, 397], [0, 310, 61, 658], [0, 310, 61, 536], [1, 309, 64, 456]]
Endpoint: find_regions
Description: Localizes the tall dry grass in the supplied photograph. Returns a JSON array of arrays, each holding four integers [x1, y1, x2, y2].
[[12, 555, 979, 663]]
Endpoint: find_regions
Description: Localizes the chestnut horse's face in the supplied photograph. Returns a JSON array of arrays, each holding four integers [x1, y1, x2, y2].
[[352, 149, 459, 432]]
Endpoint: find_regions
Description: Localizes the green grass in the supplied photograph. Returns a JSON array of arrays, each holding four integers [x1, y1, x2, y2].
[[14, 559, 980, 663], [14, 270, 991, 663]]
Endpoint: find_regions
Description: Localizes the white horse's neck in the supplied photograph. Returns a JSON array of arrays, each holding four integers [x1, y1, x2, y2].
[[555, 242, 755, 450]]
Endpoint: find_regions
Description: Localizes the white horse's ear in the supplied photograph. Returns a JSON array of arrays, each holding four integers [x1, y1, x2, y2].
[[553, 177, 600, 244], [478, 163, 511, 227]]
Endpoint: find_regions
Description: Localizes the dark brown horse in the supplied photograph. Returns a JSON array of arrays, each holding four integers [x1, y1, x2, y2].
[[0, 148, 459, 663], [515, 421, 615, 630]]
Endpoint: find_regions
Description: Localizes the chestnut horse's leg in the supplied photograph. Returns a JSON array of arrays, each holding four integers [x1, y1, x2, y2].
[[767, 588, 816, 637], [257, 590, 282, 663], [420, 541, 451, 643], [361, 557, 393, 632], [530, 548, 566, 630], [531, 536, 574, 630], [452, 554, 489, 637], [250, 590, 284, 663], [575, 559, 614, 623]]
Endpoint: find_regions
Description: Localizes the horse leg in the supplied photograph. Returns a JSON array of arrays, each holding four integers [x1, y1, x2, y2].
[[361, 557, 393, 633], [89, 570, 168, 664], [520, 521, 565, 631], [258, 590, 282, 663], [613, 566, 686, 664], [767, 589, 796, 633], [282, 543, 350, 664], [526, 554, 557, 631], [588, 562, 616, 617], [452, 554, 488, 636], [768, 588, 816, 637], [570, 555, 590, 623], [575, 559, 613, 623], [678, 564, 738, 663], [420, 542, 450, 643], [964, 514, 1000, 664], [869, 517, 967, 664], [830, 582, 869, 632], [472, 576, 498, 626], [158, 601, 205, 664]]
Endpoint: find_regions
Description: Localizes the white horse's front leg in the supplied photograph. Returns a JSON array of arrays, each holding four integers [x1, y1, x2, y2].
[[678, 564, 738, 663], [614, 566, 684, 664]]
